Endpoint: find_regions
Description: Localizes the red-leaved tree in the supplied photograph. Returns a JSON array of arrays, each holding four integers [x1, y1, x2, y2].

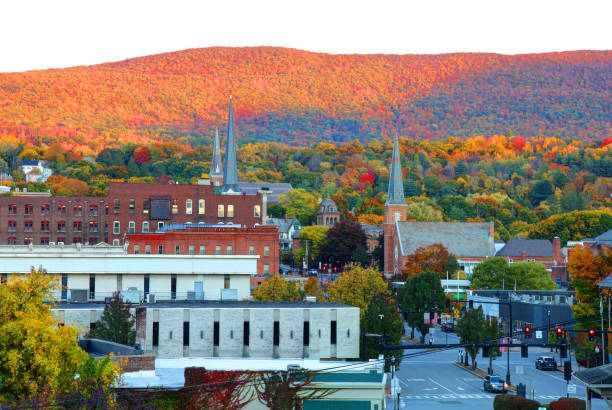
[[182, 367, 254, 410]]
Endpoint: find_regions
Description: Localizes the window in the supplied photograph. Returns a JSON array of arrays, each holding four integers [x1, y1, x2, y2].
[[198, 199, 205, 215], [273, 321, 280, 346], [217, 204, 224, 217], [57, 237, 65, 244], [113, 199, 120, 214], [8, 220, 16, 232], [303, 322, 310, 346], [134, 245, 140, 254], [142, 221, 149, 232], [1, 274, 7, 284], [215, 245, 221, 255], [244, 322, 250, 346], [24, 204, 33, 215], [227, 204, 234, 218], [8, 204, 16, 215], [144, 274, 150, 296], [128, 221, 135, 233], [213, 322, 219, 346], [263, 264, 270, 275], [199, 245, 205, 255], [111, 239, 119, 246], [189, 245, 194, 255], [88, 221, 98, 233], [152, 322, 159, 346], [129, 199, 135, 214], [40, 237, 49, 245], [25, 220, 34, 232], [24, 237, 33, 245], [264, 246, 270, 256], [105, 205, 109, 216], [331, 321, 337, 345], [172, 200, 178, 214], [224, 275, 230, 289], [89, 205, 98, 216], [7, 237, 16, 245], [226, 245, 232, 255], [73, 221, 82, 232], [142, 200, 149, 214], [157, 221, 164, 231], [249, 246, 255, 255], [56, 221, 65, 232], [61, 274, 68, 300], [41, 220, 50, 232], [183, 322, 190, 346], [73, 205, 82, 217], [158, 245, 163, 254], [254, 205, 261, 218], [113, 221, 120, 234], [57, 205, 66, 216], [41, 204, 49, 216], [175, 245, 181, 254], [145, 245, 151, 254], [89, 275, 95, 299], [186, 199, 193, 215], [171, 275, 177, 300], [72, 237, 81, 244]]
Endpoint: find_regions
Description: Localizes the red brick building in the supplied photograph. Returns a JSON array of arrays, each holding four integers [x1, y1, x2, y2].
[[126, 224, 279, 276]]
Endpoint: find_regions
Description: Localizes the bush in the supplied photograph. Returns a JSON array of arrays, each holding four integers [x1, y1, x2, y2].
[[550, 397, 586, 410], [493, 394, 541, 410]]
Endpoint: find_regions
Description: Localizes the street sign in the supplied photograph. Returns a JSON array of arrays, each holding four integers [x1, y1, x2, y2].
[[567, 384, 576, 394], [535, 330, 543, 339], [516, 365, 524, 374]]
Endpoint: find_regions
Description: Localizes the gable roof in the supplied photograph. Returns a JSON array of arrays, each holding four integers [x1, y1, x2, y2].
[[593, 229, 612, 247], [268, 218, 299, 233], [396, 221, 495, 258], [496, 238, 553, 257]]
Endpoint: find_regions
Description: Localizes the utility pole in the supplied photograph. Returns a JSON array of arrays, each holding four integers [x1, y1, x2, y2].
[[601, 297, 606, 364]]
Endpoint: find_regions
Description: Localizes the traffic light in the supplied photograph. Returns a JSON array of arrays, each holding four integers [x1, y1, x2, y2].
[[382, 334, 391, 346], [468, 300, 474, 309], [564, 360, 572, 381], [588, 329, 596, 341], [521, 343, 528, 358], [560, 340, 568, 359], [524, 326, 532, 339], [482, 344, 490, 358], [556, 327, 563, 340]]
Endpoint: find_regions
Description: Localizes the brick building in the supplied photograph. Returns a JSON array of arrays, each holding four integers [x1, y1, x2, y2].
[[126, 223, 279, 276]]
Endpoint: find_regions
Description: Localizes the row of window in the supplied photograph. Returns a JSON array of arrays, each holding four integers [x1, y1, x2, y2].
[[112, 199, 261, 218], [7, 220, 100, 233], [9, 237, 98, 245], [7, 204, 102, 217], [151, 320, 339, 347]]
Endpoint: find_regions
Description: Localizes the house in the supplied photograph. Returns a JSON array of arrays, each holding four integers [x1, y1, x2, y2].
[[317, 198, 340, 227], [495, 237, 563, 268], [360, 222, 382, 253], [269, 217, 301, 251], [21, 160, 53, 182], [591, 228, 612, 255]]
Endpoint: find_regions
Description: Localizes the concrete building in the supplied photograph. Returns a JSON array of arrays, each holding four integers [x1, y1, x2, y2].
[[126, 223, 279, 276], [54, 301, 360, 360], [0, 244, 257, 302]]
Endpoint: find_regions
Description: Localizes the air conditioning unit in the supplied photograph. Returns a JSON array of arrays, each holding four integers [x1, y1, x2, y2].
[[58, 242, 64, 246], [49, 242, 55, 246], [146, 294, 156, 303]]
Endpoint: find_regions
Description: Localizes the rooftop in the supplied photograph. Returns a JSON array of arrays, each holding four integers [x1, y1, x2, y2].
[[496, 238, 553, 257], [56, 300, 356, 309]]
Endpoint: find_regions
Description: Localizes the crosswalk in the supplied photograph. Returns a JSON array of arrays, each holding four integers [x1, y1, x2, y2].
[[400, 394, 562, 400]]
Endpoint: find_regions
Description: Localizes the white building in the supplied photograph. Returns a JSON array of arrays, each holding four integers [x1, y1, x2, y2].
[[0, 244, 257, 302], [21, 160, 53, 182]]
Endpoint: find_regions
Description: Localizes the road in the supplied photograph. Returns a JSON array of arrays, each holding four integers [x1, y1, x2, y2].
[[386, 325, 608, 410]]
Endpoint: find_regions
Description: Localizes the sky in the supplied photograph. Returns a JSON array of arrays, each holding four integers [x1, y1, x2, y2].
[[1, 0, 610, 73]]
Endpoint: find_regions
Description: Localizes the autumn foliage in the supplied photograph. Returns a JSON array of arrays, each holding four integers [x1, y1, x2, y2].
[[402, 243, 451, 280], [182, 367, 253, 410]]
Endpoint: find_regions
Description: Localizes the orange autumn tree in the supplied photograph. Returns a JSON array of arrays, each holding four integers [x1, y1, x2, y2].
[[402, 243, 455, 280]]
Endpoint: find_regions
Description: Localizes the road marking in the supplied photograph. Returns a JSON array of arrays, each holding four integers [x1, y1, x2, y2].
[[457, 387, 464, 391], [404, 378, 426, 382], [428, 377, 455, 393]]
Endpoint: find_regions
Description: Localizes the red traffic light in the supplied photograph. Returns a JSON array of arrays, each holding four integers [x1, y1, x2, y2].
[[524, 326, 532, 338], [588, 329, 596, 341]]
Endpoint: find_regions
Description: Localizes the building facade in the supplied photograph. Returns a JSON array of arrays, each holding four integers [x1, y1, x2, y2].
[[126, 223, 279, 276], [316, 199, 340, 227]]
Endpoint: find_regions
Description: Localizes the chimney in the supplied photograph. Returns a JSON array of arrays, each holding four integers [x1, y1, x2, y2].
[[489, 221, 494, 237], [521, 251, 526, 261], [553, 236, 561, 266]]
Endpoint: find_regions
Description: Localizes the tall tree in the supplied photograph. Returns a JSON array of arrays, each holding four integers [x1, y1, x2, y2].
[[402, 243, 454, 280], [456, 306, 487, 369], [318, 218, 367, 267], [399, 271, 446, 343], [362, 292, 404, 371], [303, 276, 326, 302], [327, 265, 387, 319], [469, 257, 556, 290], [293, 225, 329, 268], [89, 291, 136, 346], [278, 189, 319, 226], [252, 275, 301, 302]]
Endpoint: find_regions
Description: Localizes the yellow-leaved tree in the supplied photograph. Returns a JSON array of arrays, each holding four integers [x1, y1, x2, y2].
[[327, 265, 388, 318], [0, 268, 121, 406], [304, 276, 326, 302], [252, 274, 301, 302]]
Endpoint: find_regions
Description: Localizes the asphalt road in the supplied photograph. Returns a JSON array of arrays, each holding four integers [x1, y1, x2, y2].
[[386, 325, 608, 410]]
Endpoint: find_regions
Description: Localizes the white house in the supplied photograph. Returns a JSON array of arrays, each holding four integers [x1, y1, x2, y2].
[[21, 160, 53, 182]]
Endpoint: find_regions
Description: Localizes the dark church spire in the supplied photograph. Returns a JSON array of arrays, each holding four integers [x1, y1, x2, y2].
[[222, 95, 241, 194], [385, 133, 405, 205]]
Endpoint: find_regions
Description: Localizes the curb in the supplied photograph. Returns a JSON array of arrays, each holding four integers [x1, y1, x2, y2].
[[452, 361, 517, 393]]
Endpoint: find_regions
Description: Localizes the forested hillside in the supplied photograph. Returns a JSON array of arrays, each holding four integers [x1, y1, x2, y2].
[[0, 47, 609, 154]]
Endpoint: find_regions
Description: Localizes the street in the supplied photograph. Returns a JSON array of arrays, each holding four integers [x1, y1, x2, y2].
[[387, 326, 609, 410]]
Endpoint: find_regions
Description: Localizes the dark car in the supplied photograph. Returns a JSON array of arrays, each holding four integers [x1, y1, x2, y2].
[[483, 375, 507, 393], [536, 356, 557, 370], [441, 323, 455, 333]]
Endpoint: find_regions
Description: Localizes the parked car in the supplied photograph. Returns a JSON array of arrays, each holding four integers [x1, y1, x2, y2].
[[441, 323, 455, 333], [535, 356, 557, 371], [483, 375, 507, 393], [307, 269, 318, 276]]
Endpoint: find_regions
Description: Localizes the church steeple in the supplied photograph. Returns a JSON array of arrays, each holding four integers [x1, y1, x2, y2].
[[210, 128, 223, 187], [222, 95, 241, 194], [385, 133, 405, 205]]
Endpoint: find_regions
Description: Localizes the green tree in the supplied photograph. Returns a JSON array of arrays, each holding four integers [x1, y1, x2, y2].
[[528, 210, 612, 245], [126, 157, 140, 177], [252, 275, 301, 302], [456, 306, 487, 369], [294, 225, 329, 268], [89, 291, 136, 346], [279, 188, 319, 226], [319, 219, 367, 267], [469, 257, 555, 290], [96, 148, 126, 167], [528, 179, 554, 206], [455, 160, 468, 177], [399, 271, 446, 342], [363, 292, 404, 371], [327, 265, 387, 319]]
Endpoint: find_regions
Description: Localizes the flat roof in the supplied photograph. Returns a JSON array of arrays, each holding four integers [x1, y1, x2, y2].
[[55, 301, 356, 309]]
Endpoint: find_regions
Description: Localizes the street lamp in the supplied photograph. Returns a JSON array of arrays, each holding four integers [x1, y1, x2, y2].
[[548, 310, 552, 352]]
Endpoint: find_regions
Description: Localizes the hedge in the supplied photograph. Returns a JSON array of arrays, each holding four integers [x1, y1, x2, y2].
[[549, 397, 586, 410], [493, 394, 541, 410]]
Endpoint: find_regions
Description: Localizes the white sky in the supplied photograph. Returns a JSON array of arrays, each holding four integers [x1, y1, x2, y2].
[[1, 0, 610, 73]]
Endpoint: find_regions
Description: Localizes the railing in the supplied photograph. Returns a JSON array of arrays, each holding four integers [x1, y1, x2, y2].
[[58, 290, 243, 304]]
